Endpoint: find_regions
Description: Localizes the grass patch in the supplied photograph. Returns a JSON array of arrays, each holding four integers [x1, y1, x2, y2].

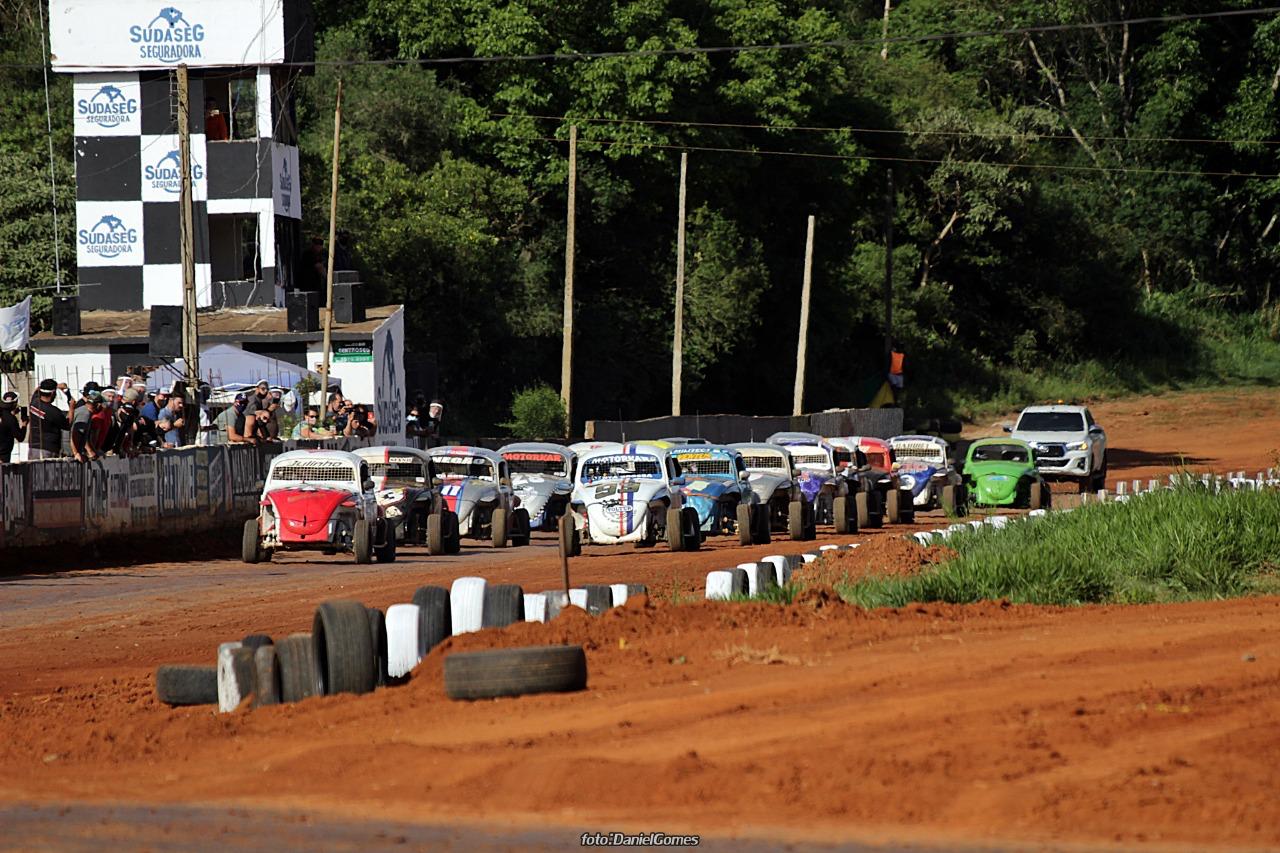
[[838, 487, 1280, 607]]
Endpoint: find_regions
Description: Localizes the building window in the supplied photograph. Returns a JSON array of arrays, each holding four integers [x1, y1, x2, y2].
[[209, 214, 260, 282], [205, 73, 257, 141]]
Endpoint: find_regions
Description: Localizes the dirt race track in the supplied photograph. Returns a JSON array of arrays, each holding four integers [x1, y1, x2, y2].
[[2, 387, 1279, 852]]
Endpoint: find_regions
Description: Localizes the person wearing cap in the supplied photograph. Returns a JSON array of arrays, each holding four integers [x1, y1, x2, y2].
[[106, 389, 142, 456], [140, 387, 168, 423], [227, 393, 254, 444], [28, 379, 71, 460], [159, 394, 186, 448], [0, 390, 28, 463], [244, 380, 271, 417], [71, 390, 110, 462]]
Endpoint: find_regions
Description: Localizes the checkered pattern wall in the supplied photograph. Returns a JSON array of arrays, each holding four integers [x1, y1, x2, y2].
[[72, 68, 297, 312]]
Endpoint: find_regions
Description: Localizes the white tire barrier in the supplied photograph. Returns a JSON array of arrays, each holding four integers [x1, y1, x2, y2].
[[1028, 509, 1047, 517], [568, 588, 589, 610], [761, 555, 791, 585], [541, 590, 569, 620], [738, 562, 773, 596], [450, 577, 487, 636], [216, 641, 247, 713], [987, 515, 1009, 529], [967, 520, 985, 530], [705, 570, 734, 600], [912, 532, 932, 545], [524, 593, 548, 623], [385, 603, 421, 679], [819, 544, 840, 551], [800, 552, 819, 563], [610, 583, 629, 607]]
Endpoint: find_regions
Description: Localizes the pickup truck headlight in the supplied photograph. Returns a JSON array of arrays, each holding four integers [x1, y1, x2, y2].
[[1066, 441, 1089, 452]]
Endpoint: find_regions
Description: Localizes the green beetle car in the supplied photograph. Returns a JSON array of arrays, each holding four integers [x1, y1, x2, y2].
[[963, 438, 1050, 510]]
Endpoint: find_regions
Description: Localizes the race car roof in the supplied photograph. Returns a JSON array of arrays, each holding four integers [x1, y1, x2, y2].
[[499, 441, 576, 461], [428, 445, 504, 464]]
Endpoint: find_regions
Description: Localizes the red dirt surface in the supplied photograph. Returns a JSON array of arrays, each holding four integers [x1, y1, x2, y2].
[[808, 536, 956, 583], [3, 387, 1280, 849]]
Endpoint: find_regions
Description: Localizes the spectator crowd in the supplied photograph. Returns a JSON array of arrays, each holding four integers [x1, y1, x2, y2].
[[0, 373, 382, 464]]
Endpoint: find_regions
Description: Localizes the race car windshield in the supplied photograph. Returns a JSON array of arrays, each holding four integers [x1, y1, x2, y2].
[[1017, 411, 1085, 432], [433, 456, 495, 479], [581, 455, 662, 482], [971, 443, 1030, 463], [503, 453, 569, 478], [863, 451, 889, 469], [674, 455, 734, 477], [368, 460, 427, 486]]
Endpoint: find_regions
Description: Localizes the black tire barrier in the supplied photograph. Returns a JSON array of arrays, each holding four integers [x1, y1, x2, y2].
[[239, 634, 274, 651], [582, 584, 613, 616], [252, 645, 281, 708], [312, 600, 376, 696], [444, 645, 588, 701], [411, 585, 451, 655], [276, 633, 321, 704], [155, 664, 218, 706], [366, 607, 388, 688], [482, 584, 526, 628]]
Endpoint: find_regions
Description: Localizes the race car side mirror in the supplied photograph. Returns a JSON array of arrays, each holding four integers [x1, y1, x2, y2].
[[739, 470, 750, 481]]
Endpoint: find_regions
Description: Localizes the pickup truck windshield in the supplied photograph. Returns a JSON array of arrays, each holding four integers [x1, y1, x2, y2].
[[1017, 411, 1085, 432]]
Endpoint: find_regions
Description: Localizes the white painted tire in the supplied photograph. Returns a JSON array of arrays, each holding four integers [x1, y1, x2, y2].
[[568, 588, 588, 610], [911, 532, 931, 545], [524, 593, 548, 622], [1028, 509, 1048, 518], [541, 590, 569, 620], [819, 544, 840, 551], [385, 603, 421, 679], [739, 562, 773, 596], [967, 520, 985, 529], [988, 516, 1009, 529], [610, 583, 629, 607], [216, 641, 250, 713], [761, 555, 790, 586], [450, 577, 487, 636], [800, 553, 819, 563], [705, 570, 734, 600]]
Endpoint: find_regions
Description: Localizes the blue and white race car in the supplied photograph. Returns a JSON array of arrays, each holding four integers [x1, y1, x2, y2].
[[765, 431, 853, 532], [888, 434, 963, 510], [671, 445, 767, 545], [570, 444, 701, 551]]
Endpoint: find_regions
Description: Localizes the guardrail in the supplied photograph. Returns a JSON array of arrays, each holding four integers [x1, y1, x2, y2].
[[0, 438, 373, 551]]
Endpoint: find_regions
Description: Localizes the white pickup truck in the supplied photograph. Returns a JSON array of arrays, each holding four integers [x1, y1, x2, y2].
[[1006, 404, 1107, 493]]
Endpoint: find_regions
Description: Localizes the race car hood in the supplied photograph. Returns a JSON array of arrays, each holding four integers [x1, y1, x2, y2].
[[794, 469, 831, 501], [967, 462, 1027, 504], [512, 475, 573, 524], [438, 476, 498, 523], [267, 487, 349, 538], [576, 478, 667, 543], [745, 472, 791, 502], [896, 465, 938, 497]]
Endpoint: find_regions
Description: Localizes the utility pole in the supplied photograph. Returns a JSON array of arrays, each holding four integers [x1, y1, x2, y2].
[[319, 78, 343, 424], [883, 169, 894, 368], [176, 64, 199, 445], [560, 125, 577, 436], [671, 151, 688, 417], [793, 215, 815, 417]]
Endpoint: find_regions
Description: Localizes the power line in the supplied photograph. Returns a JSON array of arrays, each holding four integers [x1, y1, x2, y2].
[[8, 6, 1279, 71], [489, 111, 1280, 149], [473, 130, 1280, 180]]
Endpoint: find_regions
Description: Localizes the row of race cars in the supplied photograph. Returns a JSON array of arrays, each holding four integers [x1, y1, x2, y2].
[[242, 422, 1078, 564]]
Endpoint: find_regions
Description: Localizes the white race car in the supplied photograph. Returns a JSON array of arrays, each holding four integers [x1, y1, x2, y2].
[[427, 445, 531, 548], [499, 442, 576, 531], [888, 435, 964, 510], [730, 442, 815, 541], [354, 445, 461, 554], [570, 444, 701, 550]]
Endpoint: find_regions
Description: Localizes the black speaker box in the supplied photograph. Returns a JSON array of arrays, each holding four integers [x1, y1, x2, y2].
[[149, 306, 182, 357], [334, 270, 360, 284], [52, 295, 80, 337], [333, 282, 365, 324], [287, 290, 319, 332]]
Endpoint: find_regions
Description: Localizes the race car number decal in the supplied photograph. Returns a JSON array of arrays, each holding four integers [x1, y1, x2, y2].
[[441, 484, 464, 496]]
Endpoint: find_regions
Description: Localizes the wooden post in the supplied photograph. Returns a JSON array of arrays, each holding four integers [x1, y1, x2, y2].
[[883, 168, 894, 370], [319, 78, 343, 425], [792, 215, 816, 417], [672, 151, 688, 417], [880, 0, 892, 61], [176, 64, 199, 445], [560, 125, 577, 436]]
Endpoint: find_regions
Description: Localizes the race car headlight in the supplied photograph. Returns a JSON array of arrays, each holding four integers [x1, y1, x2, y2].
[[1066, 442, 1088, 452], [378, 488, 406, 505], [900, 474, 916, 489]]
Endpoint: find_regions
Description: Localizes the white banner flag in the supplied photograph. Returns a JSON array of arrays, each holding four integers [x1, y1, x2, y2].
[[0, 296, 32, 352]]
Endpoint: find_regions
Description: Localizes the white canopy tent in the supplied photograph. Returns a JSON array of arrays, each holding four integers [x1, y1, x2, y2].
[[149, 344, 339, 404]]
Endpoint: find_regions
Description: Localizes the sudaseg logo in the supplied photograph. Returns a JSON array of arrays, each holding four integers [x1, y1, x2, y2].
[[145, 149, 203, 194], [278, 156, 293, 210], [79, 214, 138, 260], [77, 85, 138, 129], [129, 7, 205, 64]]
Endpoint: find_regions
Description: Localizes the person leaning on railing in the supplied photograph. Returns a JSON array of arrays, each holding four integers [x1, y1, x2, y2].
[[28, 379, 71, 460], [0, 390, 29, 464]]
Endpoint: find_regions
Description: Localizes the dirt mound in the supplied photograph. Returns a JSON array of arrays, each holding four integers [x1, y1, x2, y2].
[[803, 536, 955, 586]]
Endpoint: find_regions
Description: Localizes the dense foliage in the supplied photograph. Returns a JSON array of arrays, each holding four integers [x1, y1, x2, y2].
[[5, 1, 1280, 430]]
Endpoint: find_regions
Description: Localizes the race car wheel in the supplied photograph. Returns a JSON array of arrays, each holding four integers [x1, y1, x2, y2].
[[788, 500, 806, 542], [803, 500, 817, 540], [854, 492, 871, 530], [558, 513, 582, 557], [511, 508, 532, 547], [490, 507, 509, 548], [353, 519, 373, 564], [898, 490, 916, 524], [444, 510, 461, 554], [833, 496, 852, 534], [752, 503, 772, 544], [681, 506, 702, 551], [666, 507, 685, 551], [736, 503, 753, 546], [374, 521, 397, 563], [1029, 480, 1043, 511], [427, 513, 445, 556], [886, 488, 902, 524], [941, 485, 958, 515], [241, 519, 262, 564]]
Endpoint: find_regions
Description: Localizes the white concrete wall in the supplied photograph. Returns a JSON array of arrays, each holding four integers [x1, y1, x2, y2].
[[34, 345, 114, 390]]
